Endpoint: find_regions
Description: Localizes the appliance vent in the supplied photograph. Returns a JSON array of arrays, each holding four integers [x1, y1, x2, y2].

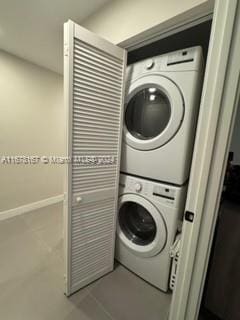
[[169, 233, 181, 290]]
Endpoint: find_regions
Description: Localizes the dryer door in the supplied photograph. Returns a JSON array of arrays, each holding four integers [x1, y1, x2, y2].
[[124, 75, 184, 150], [117, 194, 167, 257]]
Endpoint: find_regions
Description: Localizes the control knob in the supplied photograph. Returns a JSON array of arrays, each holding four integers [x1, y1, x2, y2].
[[146, 59, 154, 70], [135, 183, 142, 192]]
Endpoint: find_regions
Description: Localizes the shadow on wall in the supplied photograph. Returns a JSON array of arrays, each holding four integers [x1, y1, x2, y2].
[[127, 20, 212, 65], [0, 50, 64, 212]]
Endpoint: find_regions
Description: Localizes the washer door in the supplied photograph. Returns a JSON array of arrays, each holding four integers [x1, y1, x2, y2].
[[117, 194, 167, 257], [124, 75, 184, 151]]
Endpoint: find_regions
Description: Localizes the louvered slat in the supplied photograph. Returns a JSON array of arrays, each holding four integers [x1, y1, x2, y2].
[[64, 20, 126, 295], [71, 199, 116, 284]]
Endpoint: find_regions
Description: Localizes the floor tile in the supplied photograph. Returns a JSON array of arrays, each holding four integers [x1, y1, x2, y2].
[[22, 202, 63, 232], [21, 202, 64, 254], [0, 261, 89, 320], [0, 203, 171, 320], [89, 264, 171, 320], [64, 294, 113, 320], [0, 229, 48, 286], [0, 215, 30, 246], [33, 218, 63, 252]]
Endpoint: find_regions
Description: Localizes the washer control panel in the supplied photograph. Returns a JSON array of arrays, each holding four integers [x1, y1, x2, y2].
[[152, 185, 176, 200], [119, 173, 187, 208]]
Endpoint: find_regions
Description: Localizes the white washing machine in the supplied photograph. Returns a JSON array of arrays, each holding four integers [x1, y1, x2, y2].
[[115, 173, 187, 292], [121, 46, 204, 185]]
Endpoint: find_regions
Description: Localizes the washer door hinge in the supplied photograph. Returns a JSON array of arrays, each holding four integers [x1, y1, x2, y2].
[[185, 211, 195, 223]]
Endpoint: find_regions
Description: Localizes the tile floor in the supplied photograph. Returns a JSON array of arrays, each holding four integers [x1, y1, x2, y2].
[[0, 202, 172, 320]]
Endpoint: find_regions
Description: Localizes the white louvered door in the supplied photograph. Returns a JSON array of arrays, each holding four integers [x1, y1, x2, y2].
[[63, 20, 126, 296]]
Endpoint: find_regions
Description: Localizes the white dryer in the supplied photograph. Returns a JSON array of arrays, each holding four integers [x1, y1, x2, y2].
[[121, 46, 204, 185], [115, 174, 187, 292]]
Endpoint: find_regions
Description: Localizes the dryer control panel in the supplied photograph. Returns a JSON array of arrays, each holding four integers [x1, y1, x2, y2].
[[125, 46, 203, 82]]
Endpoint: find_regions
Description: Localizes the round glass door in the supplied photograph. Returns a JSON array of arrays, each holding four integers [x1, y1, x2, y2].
[[125, 88, 171, 140], [124, 75, 184, 151], [117, 194, 167, 257], [119, 201, 157, 246]]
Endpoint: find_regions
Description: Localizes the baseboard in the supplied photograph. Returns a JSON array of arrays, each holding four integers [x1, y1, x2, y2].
[[0, 194, 64, 221]]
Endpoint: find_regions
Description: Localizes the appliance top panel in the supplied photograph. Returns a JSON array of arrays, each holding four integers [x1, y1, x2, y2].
[[126, 46, 204, 80], [119, 173, 187, 208]]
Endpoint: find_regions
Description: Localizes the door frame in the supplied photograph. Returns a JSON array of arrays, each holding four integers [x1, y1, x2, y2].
[[183, 3, 240, 319], [118, 2, 214, 52], [63, 20, 74, 296], [117, 1, 240, 319]]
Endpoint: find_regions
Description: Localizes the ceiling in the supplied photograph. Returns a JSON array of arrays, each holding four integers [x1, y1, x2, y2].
[[0, 0, 112, 74]]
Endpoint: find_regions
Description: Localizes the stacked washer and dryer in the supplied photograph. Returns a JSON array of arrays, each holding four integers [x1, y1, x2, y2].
[[115, 47, 204, 292]]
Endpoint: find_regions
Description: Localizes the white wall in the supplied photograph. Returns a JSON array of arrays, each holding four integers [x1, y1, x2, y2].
[[82, 0, 213, 45], [230, 103, 240, 165], [0, 50, 64, 211]]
